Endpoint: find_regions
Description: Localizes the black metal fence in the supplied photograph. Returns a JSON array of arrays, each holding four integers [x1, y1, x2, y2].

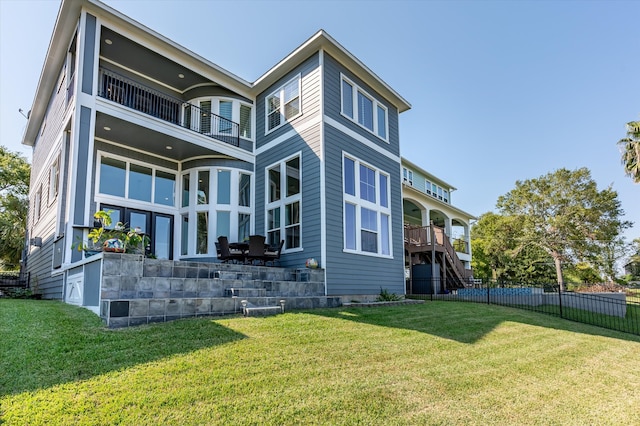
[[408, 279, 640, 336]]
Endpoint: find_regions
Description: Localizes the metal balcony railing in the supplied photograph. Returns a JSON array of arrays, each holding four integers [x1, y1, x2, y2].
[[98, 68, 240, 147]]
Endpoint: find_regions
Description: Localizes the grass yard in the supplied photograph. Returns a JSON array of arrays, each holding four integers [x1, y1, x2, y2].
[[1, 299, 639, 425]]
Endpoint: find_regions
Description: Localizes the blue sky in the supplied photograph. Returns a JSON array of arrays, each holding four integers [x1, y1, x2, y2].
[[1, 0, 638, 245]]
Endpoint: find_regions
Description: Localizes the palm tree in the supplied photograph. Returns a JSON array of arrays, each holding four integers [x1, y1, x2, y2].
[[618, 120, 640, 183]]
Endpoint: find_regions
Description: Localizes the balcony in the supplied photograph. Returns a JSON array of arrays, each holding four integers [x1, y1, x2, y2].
[[98, 68, 240, 147]]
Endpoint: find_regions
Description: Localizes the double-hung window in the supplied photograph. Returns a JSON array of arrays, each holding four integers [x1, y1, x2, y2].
[[265, 75, 301, 133], [343, 153, 392, 256], [265, 154, 301, 250], [341, 74, 388, 141]]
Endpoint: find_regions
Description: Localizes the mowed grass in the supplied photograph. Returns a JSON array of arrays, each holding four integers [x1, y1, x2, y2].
[[1, 300, 639, 425]]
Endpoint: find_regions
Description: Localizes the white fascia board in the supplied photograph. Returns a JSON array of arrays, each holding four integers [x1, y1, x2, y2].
[[23, 0, 83, 147]]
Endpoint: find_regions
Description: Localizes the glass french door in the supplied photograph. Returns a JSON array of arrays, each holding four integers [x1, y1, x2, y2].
[[101, 204, 173, 259]]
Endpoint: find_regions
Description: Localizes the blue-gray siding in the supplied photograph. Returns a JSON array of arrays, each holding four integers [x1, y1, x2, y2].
[[81, 14, 96, 95], [255, 53, 322, 269], [323, 54, 401, 158], [321, 53, 404, 296]]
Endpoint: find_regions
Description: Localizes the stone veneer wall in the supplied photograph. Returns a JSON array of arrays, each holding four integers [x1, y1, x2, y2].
[[97, 253, 340, 327]]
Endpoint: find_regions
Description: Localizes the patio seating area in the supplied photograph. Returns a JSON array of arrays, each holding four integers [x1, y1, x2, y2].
[[217, 236, 284, 266]]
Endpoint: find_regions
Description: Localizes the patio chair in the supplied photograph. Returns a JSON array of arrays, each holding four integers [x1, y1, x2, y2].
[[264, 240, 285, 266], [246, 235, 267, 265], [217, 236, 243, 263]]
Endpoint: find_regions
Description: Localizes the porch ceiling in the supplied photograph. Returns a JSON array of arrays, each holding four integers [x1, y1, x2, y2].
[[95, 112, 230, 161], [100, 27, 212, 93]]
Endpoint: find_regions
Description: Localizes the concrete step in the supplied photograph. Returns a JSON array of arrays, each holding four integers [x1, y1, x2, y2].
[[226, 287, 266, 297]]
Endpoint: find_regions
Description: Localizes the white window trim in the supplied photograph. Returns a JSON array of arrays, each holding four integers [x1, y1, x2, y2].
[[48, 153, 60, 206], [264, 152, 303, 253], [340, 73, 389, 143], [342, 152, 392, 258], [95, 151, 177, 210], [264, 74, 302, 135], [179, 167, 254, 257], [182, 97, 255, 142], [239, 101, 254, 140]]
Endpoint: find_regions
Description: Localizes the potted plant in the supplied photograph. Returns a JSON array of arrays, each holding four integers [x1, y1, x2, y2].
[[72, 210, 150, 257], [72, 210, 115, 257]]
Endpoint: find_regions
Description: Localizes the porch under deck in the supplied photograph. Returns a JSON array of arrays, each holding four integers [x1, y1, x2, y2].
[[404, 225, 473, 293]]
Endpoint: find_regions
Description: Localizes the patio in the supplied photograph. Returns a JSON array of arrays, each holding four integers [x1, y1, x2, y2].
[[88, 253, 338, 327]]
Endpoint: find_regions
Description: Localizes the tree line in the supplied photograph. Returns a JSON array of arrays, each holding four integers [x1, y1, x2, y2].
[[472, 117, 640, 287]]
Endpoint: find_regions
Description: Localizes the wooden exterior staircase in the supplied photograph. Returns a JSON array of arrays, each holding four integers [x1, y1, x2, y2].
[[404, 224, 472, 292]]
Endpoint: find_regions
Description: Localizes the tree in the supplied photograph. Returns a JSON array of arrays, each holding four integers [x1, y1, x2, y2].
[[0, 146, 30, 270], [471, 212, 555, 284], [496, 168, 632, 291], [618, 120, 640, 183]]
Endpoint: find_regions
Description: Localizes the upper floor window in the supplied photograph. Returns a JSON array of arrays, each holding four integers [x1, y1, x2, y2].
[[266, 154, 301, 250], [98, 154, 176, 207], [341, 74, 388, 142], [49, 154, 60, 204], [34, 185, 42, 223], [266, 75, 301, 133], [240, 104, 252, 139], [343, 153, 391, 256], [402, 168, 413, 186], [183, 97, 253, 140], [420, 176, 450, 204]]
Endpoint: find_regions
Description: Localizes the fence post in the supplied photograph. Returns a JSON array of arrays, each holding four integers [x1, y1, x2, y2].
[[558, 286, 563, 318], [487, 283, 490, 305]]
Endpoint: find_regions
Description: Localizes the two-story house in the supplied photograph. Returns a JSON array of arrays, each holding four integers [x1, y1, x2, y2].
[[22, 0, 414, 322]]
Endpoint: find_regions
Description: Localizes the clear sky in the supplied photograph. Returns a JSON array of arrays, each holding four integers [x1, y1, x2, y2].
[[1, 0, 638, 245]]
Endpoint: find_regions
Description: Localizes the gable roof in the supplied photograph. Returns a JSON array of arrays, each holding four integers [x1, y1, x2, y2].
[[23, 0, 410, 147], [252, 29, 411, 113]]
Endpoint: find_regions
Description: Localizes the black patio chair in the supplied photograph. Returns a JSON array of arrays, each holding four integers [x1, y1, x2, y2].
[[217, 236, 243, 263], [264, 239, 285, 266], [246, 235, 267, 265]]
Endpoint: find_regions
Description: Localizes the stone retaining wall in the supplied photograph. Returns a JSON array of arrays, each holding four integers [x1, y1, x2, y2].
[[98, 253, 334, 327]]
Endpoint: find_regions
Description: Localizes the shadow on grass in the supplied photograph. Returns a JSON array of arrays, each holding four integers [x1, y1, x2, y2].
[[0, 300, 246, 396], [308, 301, 640, 345]]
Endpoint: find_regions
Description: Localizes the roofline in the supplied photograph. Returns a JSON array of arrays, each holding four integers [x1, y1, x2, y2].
[[401, 156, 458, 191], [252, 30, 411, 113], [23, 4, 411, 148], [23, 0, 253, 147]]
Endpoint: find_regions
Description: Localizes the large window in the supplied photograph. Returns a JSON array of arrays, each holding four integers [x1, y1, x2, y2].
[[341, 75, 388, 141], [184, 97, 253, 140], [265, 154, 301, 250], [180, 168, 252, 257], [98, 154, 176, 206], [265, 75, 301, 133], [343, 154, 392, 256]]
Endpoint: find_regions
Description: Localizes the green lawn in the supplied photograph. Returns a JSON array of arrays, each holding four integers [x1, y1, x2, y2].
[[1, 299, 639, 425]]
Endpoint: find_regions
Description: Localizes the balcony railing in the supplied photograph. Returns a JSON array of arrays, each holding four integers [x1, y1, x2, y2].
[[98, 68, 239, 147]]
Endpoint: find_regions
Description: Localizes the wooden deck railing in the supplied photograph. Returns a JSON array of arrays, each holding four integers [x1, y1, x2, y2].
[[404, 224, 472, 281]]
